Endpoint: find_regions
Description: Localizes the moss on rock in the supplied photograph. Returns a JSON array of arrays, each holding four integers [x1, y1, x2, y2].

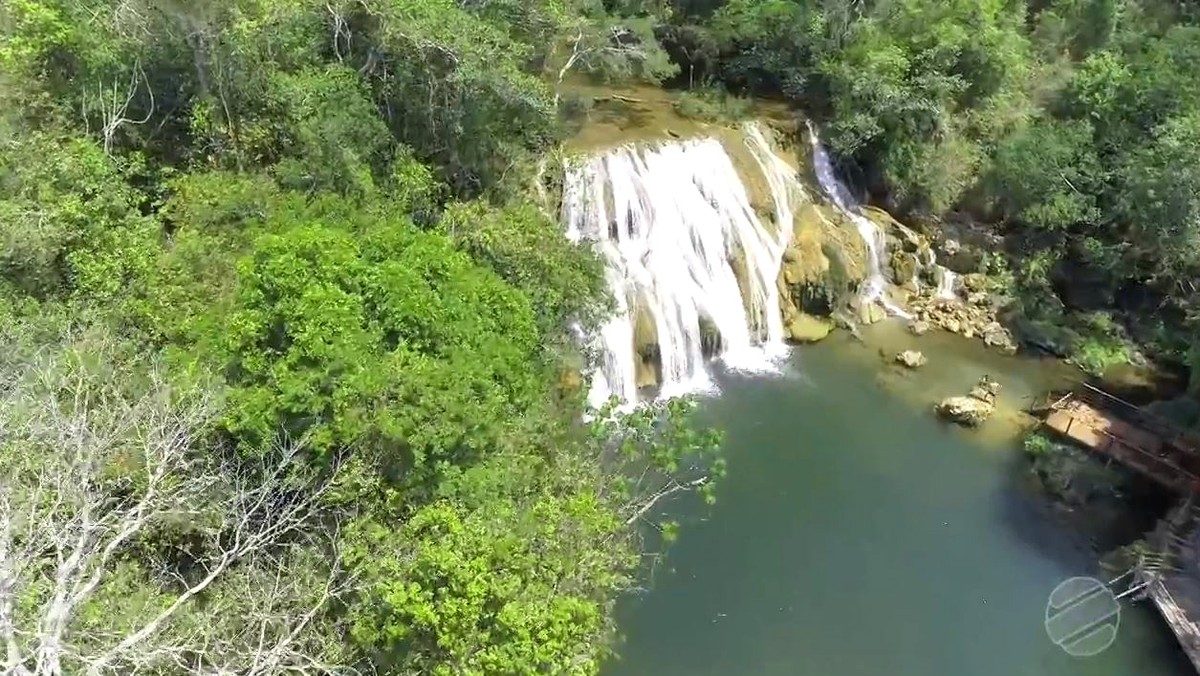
[[776, 203, 867, 322], [889, 250, 919, 286]]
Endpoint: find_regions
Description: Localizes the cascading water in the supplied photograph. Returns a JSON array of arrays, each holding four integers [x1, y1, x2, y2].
[[563, 122, 805, 408], [885, 215, 960, 301], [935, 267, 958, 299], [805, 123, 911, 318]]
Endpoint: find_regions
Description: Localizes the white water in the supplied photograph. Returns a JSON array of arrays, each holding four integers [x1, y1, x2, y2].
[[563, 123, 804, 408], [805, 123, 911, 318], [887, 218, 960, 300], [935, 266, 958, 299]]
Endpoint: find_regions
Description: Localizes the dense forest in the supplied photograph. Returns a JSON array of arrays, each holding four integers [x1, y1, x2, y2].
[[2, 0, 1199, 674]]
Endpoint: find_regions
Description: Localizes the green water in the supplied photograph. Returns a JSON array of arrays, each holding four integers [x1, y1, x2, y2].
[[604, 324, 1192, 676]]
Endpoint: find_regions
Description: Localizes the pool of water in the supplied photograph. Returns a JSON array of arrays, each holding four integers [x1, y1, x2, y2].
[[603, 324, 1192, 676]]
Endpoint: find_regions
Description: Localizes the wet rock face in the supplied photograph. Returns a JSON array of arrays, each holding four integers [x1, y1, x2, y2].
[[889, 250, 919, 286], [777, 202, 867, 321]]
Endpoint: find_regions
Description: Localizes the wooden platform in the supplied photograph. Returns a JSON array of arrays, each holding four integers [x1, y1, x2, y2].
[[1042, 386, 1200, 494], [1043, 388, 1200, 671], [1141, 501, 1200, 672]]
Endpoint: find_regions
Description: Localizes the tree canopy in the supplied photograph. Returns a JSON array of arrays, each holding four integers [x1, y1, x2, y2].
[[0, 1, 720, 674]]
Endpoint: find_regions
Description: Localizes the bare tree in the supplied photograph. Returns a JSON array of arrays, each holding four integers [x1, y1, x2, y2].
[[0, 337, 351, 676], [82, 59, 156, 156]]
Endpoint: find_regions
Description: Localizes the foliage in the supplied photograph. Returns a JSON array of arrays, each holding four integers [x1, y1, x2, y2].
[[0, 1, 724, 674], [0, 130, 157, 301], [215, 208, 545, 482], [672, 86, 753, 122], [439, 200, 608, 335], [683, 0, 1200, 376]]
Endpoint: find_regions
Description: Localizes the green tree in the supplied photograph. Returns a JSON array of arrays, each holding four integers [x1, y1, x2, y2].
[[985, 117, 1101, 231]]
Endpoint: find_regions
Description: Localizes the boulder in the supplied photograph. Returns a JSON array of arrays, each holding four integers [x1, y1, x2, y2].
[[942, 239, 961, 256], [941, 317, 961, 334], [983, 326, 1018, 355], [896, 350, 927, 368], [857, 301, 886, 325], [786, 313, 833, 343], [961, 273, 988, 293], [935, 376, 1000, 426], [968, 375, 1001, 404], [889, 251, 919, 286], [908, 319, 931, 336], [936, 396, 994, 426]]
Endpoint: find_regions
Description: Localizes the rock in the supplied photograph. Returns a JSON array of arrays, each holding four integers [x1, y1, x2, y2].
[[869, 303, 887, 324], [961, 273, 988, 293], [916, 242, 936, 267], [983, 326, 1018, 355], [963, 328, 974, 339], [967, 291, 989, 306], [942, 239, 961, 256], [786, 313, 833, 343], [896, 350, 927, 368], [968, 375, 1002, 403], [936, 376, 1001, 426], [941, 317, 961, 334], [936, 396, 994, 427], [635, 356, 658, 389], [856, 301, 886, 325], [889, 251, 919, 286], [777, 203, 863, 318], [908, 319, 930, 336]]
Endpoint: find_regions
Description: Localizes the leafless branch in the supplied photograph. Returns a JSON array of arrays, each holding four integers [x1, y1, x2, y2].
[[84, 60, 156, 156], [0, 341, 348, 676]]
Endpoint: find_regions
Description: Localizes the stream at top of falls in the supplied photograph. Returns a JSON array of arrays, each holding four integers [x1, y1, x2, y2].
[[601, 322, 1193, 676]]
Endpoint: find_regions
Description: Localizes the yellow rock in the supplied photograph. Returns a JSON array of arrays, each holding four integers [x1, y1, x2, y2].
[[786, 313, 833, 343]]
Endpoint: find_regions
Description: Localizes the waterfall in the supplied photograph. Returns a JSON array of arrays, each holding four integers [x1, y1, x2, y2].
[[884, 215, 960, 301], [563, 122, 803, 408], [935, 267, 958, 300], [805, 123, 910, 318]]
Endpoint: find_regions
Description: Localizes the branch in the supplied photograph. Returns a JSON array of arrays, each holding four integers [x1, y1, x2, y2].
[[625, 476, 709, 526], [87, 60, 156, 156], [1, 340, 346, 676]]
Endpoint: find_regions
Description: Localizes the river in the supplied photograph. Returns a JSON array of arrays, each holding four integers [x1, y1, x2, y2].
[[603, 321, 1193, 676]]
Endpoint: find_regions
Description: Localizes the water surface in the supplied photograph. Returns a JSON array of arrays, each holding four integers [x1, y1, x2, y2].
[[605, 325, 1191, 676]]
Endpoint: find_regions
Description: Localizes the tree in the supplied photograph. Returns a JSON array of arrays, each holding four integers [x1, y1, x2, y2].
[[985, 117, 1101, 231], [0, 129, 158, 302], [0, 331, 350, 676], [1116, 112, 1200, 280], [344, 398, 722, 676], [439, 200, 607, 336], [213, 206, 545, 482]]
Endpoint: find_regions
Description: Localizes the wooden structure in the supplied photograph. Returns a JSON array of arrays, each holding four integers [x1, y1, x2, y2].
[[1133, 499, 1200, 671], [1041, 383, 1200, 494], [1040, 385, 1200, 669]]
